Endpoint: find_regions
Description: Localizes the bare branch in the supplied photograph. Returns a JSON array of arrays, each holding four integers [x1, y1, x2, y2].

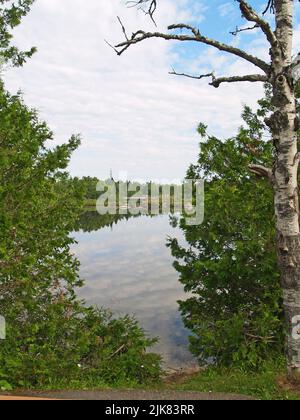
[[230, 24, 259, 36], [169, 69, 214, 81], [127, 0, 157, 25], [104, 39, 119, 55], [169, 70, 268, 88], [262, 0, 275, 15], [117, 16, 129, 41], [249, 164, 274, 183], [210, 74, 268, 88], [115, 24, 271, 73], [237, 0, 277, 48]]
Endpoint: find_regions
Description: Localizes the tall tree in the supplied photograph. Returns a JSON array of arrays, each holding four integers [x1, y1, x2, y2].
[[114, 0, 300, 375], [0, 0, 36, 67]]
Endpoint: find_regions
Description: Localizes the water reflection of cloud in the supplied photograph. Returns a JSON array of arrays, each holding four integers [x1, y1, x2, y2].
[[72, 215, 196, 367]]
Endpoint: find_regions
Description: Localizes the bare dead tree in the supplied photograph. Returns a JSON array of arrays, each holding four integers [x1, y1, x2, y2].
[[112, 0, 300, 376]]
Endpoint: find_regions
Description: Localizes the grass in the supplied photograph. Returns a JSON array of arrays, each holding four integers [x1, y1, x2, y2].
[[42, 360, 300, 400], [4, 364, 300, 400], [166, 364, 300, 400]]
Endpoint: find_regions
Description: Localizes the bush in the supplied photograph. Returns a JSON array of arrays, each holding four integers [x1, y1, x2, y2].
[[0, 84, 161, 389], [0, 307, 161, 389]]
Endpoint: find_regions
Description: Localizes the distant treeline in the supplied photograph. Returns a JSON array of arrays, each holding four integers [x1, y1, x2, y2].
[[68, 176, 184, 202]]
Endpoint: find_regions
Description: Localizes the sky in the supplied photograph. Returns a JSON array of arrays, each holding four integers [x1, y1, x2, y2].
[[3, 0, 300, 182]]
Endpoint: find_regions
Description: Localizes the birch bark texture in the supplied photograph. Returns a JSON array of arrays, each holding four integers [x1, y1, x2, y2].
[[271, 0, 300, 374], [113, 0, 300, 374]]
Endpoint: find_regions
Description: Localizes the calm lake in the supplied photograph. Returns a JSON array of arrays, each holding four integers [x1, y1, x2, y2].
[[72, 214, 196, 368]]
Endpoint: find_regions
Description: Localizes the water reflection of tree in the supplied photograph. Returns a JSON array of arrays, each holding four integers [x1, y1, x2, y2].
[[75, 207, 179, 233], [75, 212, 160, 232], [74, 212, 135, 232]]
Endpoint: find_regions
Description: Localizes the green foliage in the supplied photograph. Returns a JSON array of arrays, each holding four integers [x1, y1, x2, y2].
[[0, 0, 36, 67], [0, 84, 161, 389], [0, 307, 161, 389], [73, 176, 100, 201], [81, 309, 161, 386], [169, 89, 285, 370]]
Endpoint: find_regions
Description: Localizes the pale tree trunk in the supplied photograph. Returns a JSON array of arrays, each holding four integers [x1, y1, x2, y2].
[[270, 0, 300, 375]]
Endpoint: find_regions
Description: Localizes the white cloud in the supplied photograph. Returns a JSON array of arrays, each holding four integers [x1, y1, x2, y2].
[[218, 2, 236, 18], [3, 0, 273, 181]]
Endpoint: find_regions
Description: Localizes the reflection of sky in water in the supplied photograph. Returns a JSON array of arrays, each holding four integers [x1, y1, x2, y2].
[[72, 215, 196, 367]]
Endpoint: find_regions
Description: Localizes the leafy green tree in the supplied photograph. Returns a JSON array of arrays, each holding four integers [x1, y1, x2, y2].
[[0, 84, 161, 389], [75, 176, 100, 201], [169, 91, 285, 369], [0, 0, 36, 67]]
